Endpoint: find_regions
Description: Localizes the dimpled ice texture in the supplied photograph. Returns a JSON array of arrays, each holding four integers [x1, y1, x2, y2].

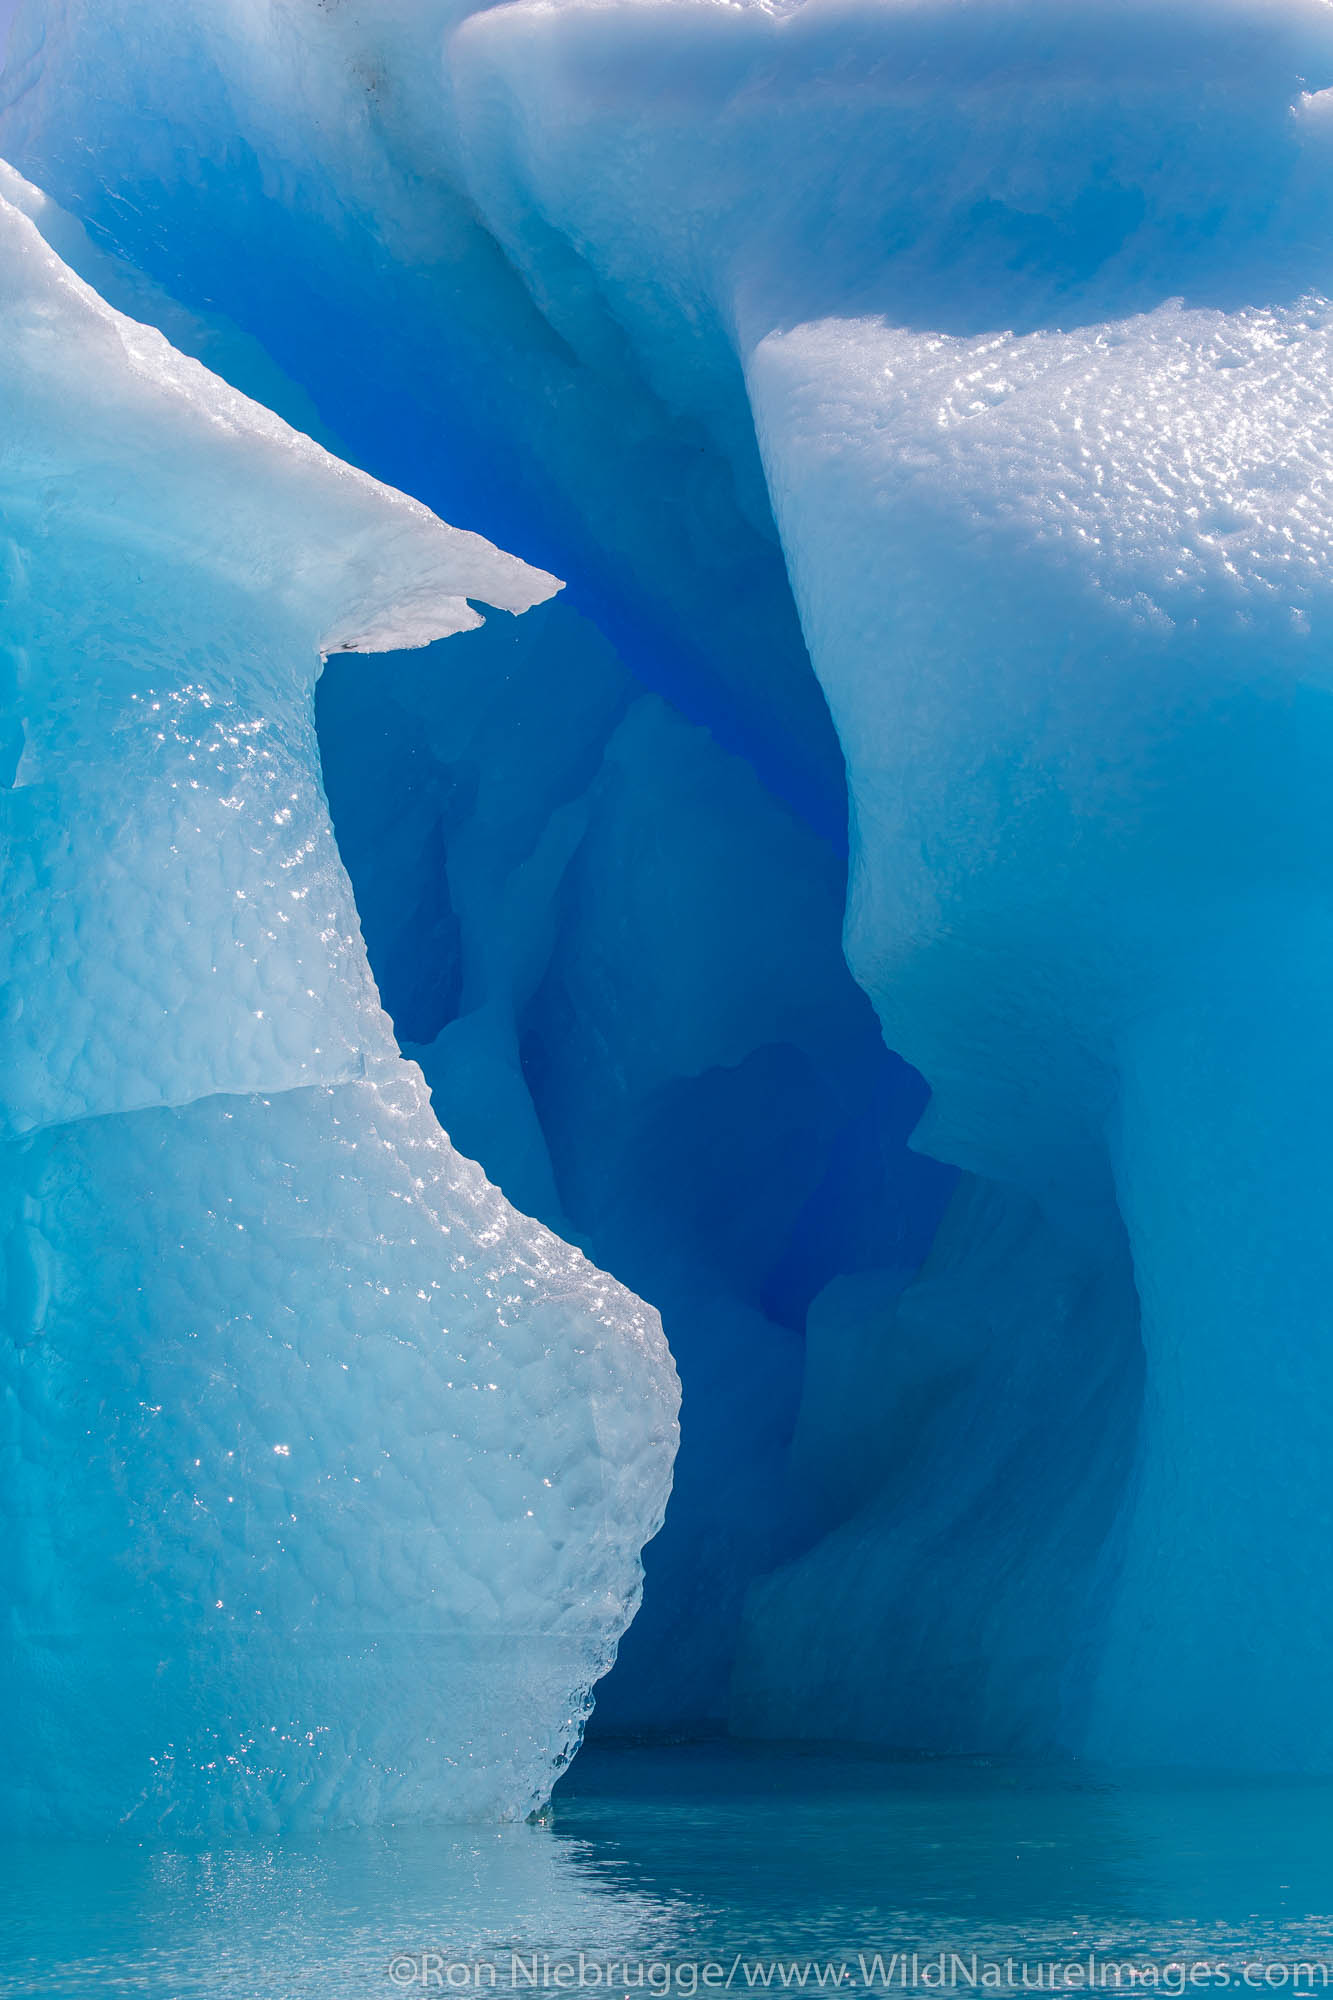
[[0, 177, 678, 1832]]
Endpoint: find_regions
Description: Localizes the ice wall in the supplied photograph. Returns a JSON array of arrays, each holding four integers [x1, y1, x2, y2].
[[7, 0, 1333, 1771], [0, 178, 677, 1831], [446, 0, 1333, 1768]]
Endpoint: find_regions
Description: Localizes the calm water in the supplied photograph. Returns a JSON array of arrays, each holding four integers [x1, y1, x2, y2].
[[4, 1745, 1333, 1998]]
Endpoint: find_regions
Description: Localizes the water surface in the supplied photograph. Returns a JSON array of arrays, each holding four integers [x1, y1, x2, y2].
[[5, 1746, 1332, 1998]]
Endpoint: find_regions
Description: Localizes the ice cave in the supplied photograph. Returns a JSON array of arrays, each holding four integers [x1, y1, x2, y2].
[[4, 0, 1333, 1906]]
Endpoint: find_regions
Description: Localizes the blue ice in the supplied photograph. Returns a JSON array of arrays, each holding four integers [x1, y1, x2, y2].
[[0, 170, 677, 1831], [3, 0, 1333, 1833]]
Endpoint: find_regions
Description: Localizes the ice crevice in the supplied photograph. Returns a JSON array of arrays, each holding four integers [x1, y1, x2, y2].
[[2, 0, 1333, 1823]]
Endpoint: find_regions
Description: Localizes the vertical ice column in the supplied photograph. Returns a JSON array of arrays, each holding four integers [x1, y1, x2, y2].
[[0, 178, 678, 1832], [745, 303, 1333, 1766], [1099, 929, 1333, 1767]]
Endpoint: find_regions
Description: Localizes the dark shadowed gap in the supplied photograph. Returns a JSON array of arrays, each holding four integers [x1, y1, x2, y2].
[[316, 596, 956, 1733]]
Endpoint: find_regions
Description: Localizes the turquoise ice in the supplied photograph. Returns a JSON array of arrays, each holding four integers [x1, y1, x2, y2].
[[0, 174, 678, 1832]]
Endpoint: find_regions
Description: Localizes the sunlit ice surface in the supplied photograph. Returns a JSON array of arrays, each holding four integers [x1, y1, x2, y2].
[[4, 1746, 1333, 1999]]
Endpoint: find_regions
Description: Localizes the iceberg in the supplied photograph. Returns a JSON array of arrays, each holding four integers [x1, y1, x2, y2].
[[0, 0, 956, 1749], [0, 175, 678, 1831], [5, 0, 1333, 1787]]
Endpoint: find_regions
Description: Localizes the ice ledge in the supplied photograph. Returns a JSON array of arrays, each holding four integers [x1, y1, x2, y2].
[[0, 165, 561, 657]]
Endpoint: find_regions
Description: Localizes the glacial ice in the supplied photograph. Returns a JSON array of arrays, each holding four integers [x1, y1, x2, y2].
[[0, 0, 955, 1746], [6, 0, 1333, 1785], [0, 177, 678, 1830]]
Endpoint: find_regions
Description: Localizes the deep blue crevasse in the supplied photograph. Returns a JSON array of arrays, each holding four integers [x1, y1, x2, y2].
[[315, 599, 954, 1731]]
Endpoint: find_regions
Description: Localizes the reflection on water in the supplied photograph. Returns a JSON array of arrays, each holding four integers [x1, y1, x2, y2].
[[4, 1746, 1333, 1998]]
